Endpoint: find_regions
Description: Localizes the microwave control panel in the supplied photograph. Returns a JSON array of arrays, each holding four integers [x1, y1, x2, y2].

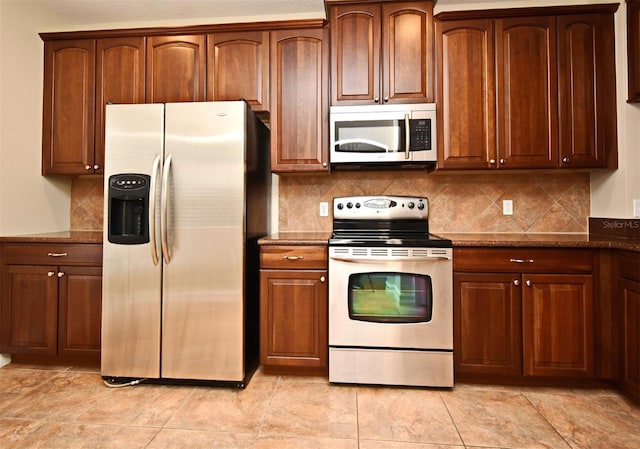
[[410, 119, 432, 150]]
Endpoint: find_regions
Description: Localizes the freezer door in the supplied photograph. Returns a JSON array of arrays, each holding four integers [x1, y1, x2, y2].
[[161, 102, 246, 381], [101, 104, 164, 379]]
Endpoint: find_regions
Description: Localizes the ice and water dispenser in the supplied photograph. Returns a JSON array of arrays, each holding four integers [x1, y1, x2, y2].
[[107, 174, 150, 244]]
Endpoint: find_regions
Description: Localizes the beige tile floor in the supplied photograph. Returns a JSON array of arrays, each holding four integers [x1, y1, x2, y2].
[[1, 363, 639, 449]]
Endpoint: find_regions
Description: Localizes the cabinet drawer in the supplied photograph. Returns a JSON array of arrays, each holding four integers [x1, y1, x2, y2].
[[454, 248, 593, 273], [260, 245, 327, 269], [2, 244, 102, 265]]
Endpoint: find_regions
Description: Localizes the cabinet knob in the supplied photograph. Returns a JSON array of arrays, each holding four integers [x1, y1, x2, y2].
[[383, 97, 389, 102], [514, 279, 520, 286], [322, 162, 327, 167], [525, 279, 532, 287], [489, 159, 496, 164], [562, 157, 570, 163], [374, 97, 380, 103], [85, 165, 91, 170], [93, 164, 100, 170], [320, 276, 326, 283], [48, 271, 55, 277], [57, 272, 65, 278], [500, 158, 506, 164]]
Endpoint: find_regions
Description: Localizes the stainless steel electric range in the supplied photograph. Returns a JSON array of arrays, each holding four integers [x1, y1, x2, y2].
[[328, 195, 453, 387]]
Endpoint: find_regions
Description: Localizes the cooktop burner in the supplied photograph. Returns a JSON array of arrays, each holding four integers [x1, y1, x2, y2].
[[329, 195, 452, 248]]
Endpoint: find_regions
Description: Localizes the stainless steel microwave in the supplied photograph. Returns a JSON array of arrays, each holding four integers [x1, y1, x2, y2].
[[330, 103, 437, 167]]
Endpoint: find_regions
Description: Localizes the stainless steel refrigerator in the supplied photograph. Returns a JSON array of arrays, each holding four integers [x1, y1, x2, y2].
[[101, 101, 270, 386]]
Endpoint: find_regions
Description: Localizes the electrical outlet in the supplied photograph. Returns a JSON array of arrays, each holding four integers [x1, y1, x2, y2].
[[319, 202, 329, 217], [634, 199, 640, 218], [503, 199, 513, 215]]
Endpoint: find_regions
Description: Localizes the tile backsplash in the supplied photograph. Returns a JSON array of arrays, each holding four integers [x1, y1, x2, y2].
[[70, 171, 590, 234], [279, 171, 590, 234]]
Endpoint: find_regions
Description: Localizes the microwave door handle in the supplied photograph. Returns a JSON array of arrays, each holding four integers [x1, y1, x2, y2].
[[334, 138, 390, 152], [404, 113, 410, 159]]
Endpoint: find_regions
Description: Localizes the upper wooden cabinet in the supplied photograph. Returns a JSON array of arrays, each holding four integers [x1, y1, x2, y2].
[[95, 37, 146, 173], [435, 5, 618, 170], [42, 40, 96, 175], [207, 31, 269, 111], [628, 0, 640, 103], [146, 35, 206, 103], [329, 1, 434, 105], [270, 27, 330, 173]]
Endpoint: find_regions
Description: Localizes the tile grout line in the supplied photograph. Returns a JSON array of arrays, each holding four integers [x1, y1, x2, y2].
[[355, 386, 360, 449], [253, 374, 281, 445], [438, 390, 467, 448]]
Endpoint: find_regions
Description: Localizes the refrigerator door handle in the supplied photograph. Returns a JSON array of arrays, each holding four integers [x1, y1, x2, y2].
[[161, 153, 172, 264], [149, 155, 162, 265]]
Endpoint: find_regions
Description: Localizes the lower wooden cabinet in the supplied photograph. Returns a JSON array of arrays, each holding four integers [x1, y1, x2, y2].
[[259, 245, 328, 374], [454, 248, 594, 381], [618, 250, 640, 403], [0, 243, 102, 362]]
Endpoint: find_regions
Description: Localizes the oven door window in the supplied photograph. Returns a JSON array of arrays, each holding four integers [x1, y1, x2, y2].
[[348, 272, 433, 323]]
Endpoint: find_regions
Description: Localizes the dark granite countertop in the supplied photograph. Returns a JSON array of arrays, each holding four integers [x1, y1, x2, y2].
[[258, 232, 331, 246], [441, 233, 639, 252], [0, 231, 103, 244]]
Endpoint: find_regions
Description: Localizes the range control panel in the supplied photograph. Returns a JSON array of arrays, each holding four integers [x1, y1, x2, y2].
[[333, 195, 429, 220]]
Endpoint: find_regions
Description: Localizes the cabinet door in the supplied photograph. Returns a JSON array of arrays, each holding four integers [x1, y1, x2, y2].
[[207, 31, 269, 111], [42, 39, 96, 175], [260, 270, 328, 371], [95, 36, 146, 174], [330, 3, 380, 104], [436, 19, 496, 169], [382, 1, 434, 103], [146, 35, 206, 103], [522, 273, 594, 377], [628, 0, 640, 103], [496, 17, 558, 169], [270, 28, 329, 172], [557, 13, 617, 168], [621, 278, 640, 403], [0, 265, 58, 355], [454, 273, 522, 376], [58, 266, 102, 358]]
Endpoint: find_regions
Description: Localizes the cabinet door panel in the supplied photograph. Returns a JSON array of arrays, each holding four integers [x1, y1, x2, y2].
[[436, 19, 496, 169], [58, 266, 102, 358], [146, 35, 206, 103], [42, 40, 96, 175], [557, 14, 617, 168], [1, 266, 58, 355], [95, 37, 146, 173], [260, 270, 328, 368], [621, 278, 640, 402], [454, 273, 522, 375], [330, 3, 380, 104], [522, 273, 594, 377], [496, 17, 558, 168], [270, 28, 329, 172], [382, 1, 434, 103], [207, 31, 269, 111]]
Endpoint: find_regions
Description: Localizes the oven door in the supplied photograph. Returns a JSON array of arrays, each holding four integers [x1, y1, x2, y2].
[[328, 247, 452, 350]]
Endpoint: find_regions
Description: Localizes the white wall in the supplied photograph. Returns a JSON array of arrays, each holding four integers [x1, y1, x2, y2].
[[0, 0, 72, 236]]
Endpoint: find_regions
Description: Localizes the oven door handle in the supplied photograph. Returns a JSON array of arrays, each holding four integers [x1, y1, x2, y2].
[[329, 255, 451, 263]]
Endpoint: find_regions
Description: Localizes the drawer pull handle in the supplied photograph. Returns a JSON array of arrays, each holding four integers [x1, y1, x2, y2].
[[48, 271, 55, 277], [48, 252, 68, 257], [509, 258, 534, 264], [283, 256, 304, 261]]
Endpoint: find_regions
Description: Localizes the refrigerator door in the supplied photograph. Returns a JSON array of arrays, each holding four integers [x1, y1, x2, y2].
[[101, 104, 164, 378], [161, 102, 246, 381]]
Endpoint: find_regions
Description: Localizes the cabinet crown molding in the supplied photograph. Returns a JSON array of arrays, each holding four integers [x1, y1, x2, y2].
[[435, 2, 618, 21]]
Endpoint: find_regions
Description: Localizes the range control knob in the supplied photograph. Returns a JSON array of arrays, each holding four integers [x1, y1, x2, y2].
[[417, 203, 425, 210], [347, 202, 353, 209], [408, 202, 415, 209], [337, 203, 344, 210], [355, 202, 361, 208]]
